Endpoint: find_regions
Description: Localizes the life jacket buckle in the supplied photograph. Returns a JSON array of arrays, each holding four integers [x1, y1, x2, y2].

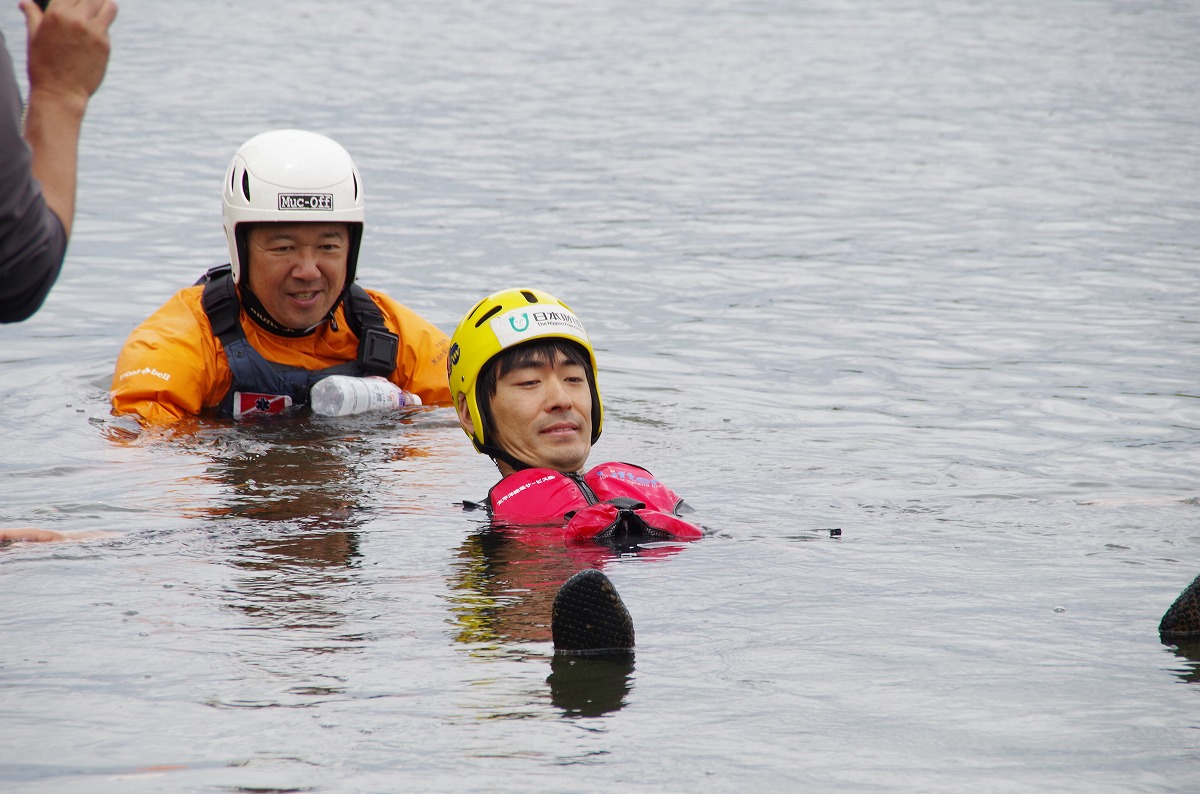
[[604, 497, 646, 511], [357, 326, 399, 376]]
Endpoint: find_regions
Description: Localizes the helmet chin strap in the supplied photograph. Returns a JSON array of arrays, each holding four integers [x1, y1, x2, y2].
[[238, 282, 350, 337], [238, 284, 315, 337], [472, 399, 531, 473], [482, 442, 534, 474]]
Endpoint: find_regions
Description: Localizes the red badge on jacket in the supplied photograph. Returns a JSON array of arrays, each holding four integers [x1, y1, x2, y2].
[[233, 392, 293, 419]]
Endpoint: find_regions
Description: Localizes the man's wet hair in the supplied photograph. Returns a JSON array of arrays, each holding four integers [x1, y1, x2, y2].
[[477, 339, 593, 438]]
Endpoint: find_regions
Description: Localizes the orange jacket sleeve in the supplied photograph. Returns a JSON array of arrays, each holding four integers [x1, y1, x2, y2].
[[110, 286, 230, 424]]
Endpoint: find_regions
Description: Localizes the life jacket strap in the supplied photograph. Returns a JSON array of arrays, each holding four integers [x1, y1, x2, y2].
[[197, 264, 242, 347]]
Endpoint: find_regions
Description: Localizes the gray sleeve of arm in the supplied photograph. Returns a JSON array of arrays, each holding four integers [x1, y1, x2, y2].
[[0, 34, 69, 324]]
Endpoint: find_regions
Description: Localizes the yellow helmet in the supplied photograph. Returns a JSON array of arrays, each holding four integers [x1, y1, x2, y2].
[[448, 287, 603, 456]]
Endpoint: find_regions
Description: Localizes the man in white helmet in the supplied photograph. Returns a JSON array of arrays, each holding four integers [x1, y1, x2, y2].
[[111, 129, 451, 423]]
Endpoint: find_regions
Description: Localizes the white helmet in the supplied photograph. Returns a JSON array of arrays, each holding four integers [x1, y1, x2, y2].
[[221, 129, 365, 285]]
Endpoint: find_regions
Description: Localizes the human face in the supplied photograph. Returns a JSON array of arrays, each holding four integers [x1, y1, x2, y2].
[[245, 222, 349, 330], [482, 350, 593, 475]]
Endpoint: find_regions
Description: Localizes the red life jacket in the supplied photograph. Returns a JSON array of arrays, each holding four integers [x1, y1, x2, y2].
[[487, 462, 705, 545]]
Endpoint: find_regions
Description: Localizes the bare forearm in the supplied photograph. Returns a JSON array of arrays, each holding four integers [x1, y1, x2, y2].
[[0, 527, 120, 543], [22, 87, 87, 237], [19, 0, 119, 236]]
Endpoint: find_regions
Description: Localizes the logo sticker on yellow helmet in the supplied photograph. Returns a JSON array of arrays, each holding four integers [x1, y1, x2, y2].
[[491, 307, 588, 349]]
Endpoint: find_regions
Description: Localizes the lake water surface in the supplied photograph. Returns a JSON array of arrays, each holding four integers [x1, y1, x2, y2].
[[2, 1, 1199, 791]]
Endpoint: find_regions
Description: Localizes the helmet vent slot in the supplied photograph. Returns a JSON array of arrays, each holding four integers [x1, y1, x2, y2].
[[520, 290, 540, 303], [474, 305, 503, 328], [240, 170, 251, 201], [353, 173, 359, 201]]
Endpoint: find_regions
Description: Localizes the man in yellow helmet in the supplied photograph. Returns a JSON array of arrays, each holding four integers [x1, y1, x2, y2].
[[448, 287, 704, 541], [447, 287, 704, 654]]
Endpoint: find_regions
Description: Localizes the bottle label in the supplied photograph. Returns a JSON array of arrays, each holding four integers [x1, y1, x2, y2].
[[344, 378, 400, 413], [311, 376, 403, 416]]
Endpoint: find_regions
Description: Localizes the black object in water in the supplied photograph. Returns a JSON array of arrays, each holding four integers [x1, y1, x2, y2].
[[551, 569, 635, 655], [1160, 572, 1200, 643]]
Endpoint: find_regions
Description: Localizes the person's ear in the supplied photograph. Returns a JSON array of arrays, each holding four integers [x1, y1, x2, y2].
[[455, 394, 476, 436]]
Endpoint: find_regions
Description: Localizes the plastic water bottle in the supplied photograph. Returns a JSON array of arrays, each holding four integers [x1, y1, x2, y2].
[[309, 375, 421, 416]]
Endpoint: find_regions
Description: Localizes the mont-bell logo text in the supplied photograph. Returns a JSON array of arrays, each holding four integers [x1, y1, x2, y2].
[[278, 193, 334, 211]]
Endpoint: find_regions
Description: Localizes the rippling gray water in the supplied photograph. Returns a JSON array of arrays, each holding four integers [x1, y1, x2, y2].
[[3, 1, 1200, 791]]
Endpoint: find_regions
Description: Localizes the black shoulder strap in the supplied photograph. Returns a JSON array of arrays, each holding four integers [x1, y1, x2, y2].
[[199, 265, 243, 347], [194, 264, 232, 287], [343, 285, 399, 378]]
